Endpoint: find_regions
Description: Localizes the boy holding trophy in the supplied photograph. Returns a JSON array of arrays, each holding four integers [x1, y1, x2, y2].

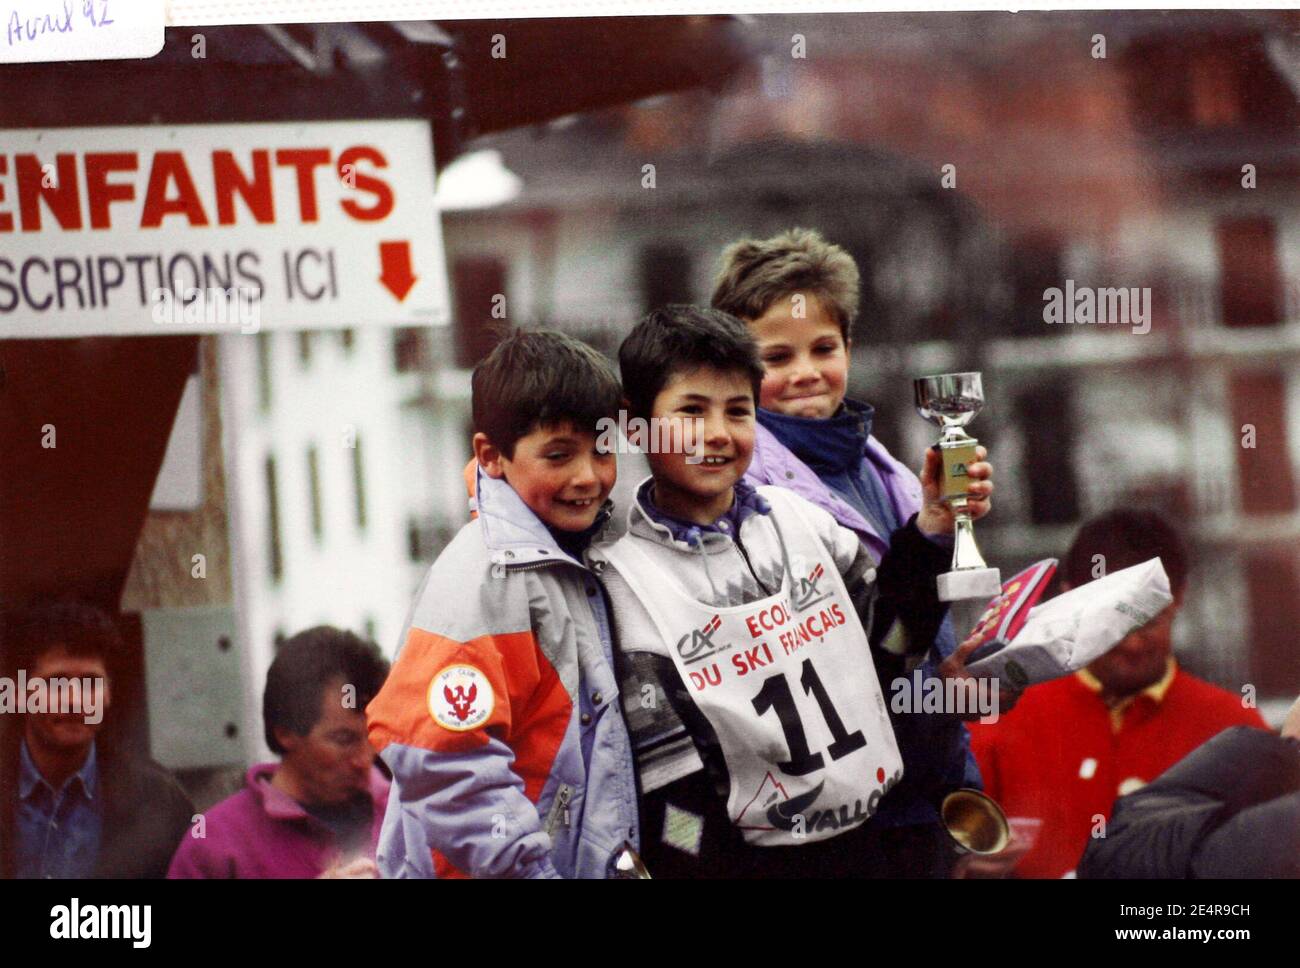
[[710, 228, 996, 875]]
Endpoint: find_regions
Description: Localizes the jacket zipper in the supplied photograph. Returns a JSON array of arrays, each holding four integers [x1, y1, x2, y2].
[[542, 784, 573, 836]]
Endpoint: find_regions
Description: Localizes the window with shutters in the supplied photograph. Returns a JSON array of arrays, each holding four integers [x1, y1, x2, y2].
[[1229, 369, 1295, 514], [265, 455, 283, 583], [1218, 217, 1282, 329], [453, 257, 509, 369], [1014, 381, 1080, 525]]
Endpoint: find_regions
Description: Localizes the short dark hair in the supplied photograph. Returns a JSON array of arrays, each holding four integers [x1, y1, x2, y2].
[[263, 626, 389, 755], [3, 601, 120, 676], [1062, 509, 1188, 595], [619, 305, 765, 421], [471, 329, 623, 459]]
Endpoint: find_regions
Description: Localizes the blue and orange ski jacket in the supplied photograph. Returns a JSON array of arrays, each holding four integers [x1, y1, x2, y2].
[[366, 469, 639, 878]]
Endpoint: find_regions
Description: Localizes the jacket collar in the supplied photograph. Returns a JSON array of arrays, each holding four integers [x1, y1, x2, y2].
[[626, 476, 769, 553], [246, 762, 389, 823], [635, 476, 768, 546], [757, 399, 874, 476], [1075, 658, 1178, 711], [747, 419, 924, 550], [474, 466, 611, 569], [19, 737, 97, 803]]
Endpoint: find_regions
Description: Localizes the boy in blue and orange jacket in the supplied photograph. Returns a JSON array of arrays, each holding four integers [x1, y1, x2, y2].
[[366, 331, 638, 878]]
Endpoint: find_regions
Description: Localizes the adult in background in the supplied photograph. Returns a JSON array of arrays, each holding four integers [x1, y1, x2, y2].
[[965, 509, 1268, 878], [0, 602, 194, 878], [168, 626, 390, 879]]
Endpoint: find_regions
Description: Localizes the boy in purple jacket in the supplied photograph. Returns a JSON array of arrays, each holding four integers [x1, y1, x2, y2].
[[711, 228, 995, 876], [168, 627, 390, 879]]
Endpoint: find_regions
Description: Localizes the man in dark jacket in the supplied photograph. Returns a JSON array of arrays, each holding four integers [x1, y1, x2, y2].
[[1078, 722, 1300, 878], [0, 602, 194, 879]]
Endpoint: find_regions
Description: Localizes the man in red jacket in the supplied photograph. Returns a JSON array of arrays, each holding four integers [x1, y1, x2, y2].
[[965, 510, 1268, 878]]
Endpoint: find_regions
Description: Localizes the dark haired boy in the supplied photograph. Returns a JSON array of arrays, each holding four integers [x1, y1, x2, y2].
[[169, 626, 390, 878], [0, 602, 194, 878], [366, 330, 639, 879], [592, 306, 936, 877]]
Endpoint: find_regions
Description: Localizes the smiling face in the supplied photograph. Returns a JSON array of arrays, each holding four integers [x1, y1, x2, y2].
[[476, 421, 616, 532], [24, 646, 109, 754], [646, 365, 756, 525], [748, 292, 850, 420]]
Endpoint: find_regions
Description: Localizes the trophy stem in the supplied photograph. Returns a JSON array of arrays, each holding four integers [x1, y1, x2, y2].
[[951, 510, 989, 572], [935, 439, 1001, 603]]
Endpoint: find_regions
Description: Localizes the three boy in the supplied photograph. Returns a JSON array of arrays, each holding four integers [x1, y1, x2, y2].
[[366, 230, 997, 878]]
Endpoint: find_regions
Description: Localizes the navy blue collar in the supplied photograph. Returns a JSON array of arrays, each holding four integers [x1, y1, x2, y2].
[[637, 477, 768, 545], [544, 502, 612, 561], [757, 398, 874, 476]]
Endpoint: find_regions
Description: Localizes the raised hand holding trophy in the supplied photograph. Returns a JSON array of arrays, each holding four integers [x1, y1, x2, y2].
[[914, 372, 1002, 602]]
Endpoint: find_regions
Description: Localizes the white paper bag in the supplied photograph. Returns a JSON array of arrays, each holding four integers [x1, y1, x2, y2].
[[965, 557, 1173, 688]]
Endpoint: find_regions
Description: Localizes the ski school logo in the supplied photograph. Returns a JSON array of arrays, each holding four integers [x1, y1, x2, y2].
[[761, 771, 902, 834], [768, 780, 825, 830], [792, 563, 832, 612], [676, 614, 729, 665], [428, 664, 494, 732]]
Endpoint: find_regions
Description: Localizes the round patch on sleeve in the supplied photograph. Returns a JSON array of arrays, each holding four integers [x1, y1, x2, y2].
[[428, 664, 495, 731]]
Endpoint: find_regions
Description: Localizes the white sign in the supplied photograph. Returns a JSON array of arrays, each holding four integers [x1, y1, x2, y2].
[[2, 0, 163, 63], [0, 120, 450, 336]]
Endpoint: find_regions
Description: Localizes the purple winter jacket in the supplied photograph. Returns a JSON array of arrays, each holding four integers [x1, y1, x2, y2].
[[745, 422, 924, 563], [167, 763, 389, 879]]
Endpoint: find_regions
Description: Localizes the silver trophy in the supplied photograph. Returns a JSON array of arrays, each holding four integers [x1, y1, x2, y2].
[[914, 372, 1002, 602]]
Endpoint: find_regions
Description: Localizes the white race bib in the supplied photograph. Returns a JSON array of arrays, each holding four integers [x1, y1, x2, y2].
[[604, 489, 903, 846]]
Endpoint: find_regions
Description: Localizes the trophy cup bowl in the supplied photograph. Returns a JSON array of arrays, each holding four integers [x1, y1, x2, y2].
[[914, 372, 984, 433], [914, 372, 1001, 602], [941, 788, 1011, 855]]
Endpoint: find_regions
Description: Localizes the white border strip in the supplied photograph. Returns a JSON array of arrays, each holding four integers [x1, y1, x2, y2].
[[164, 0, 1300, 27]]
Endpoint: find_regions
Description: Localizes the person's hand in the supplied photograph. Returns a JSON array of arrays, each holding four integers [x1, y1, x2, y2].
[[937, 632, 1022, 722], [952, 832, 1034, 878], [318, 856, 379, 879], [917, 445, 993, 537]]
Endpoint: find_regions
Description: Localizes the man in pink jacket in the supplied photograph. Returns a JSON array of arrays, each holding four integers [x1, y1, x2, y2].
[[169, 627, 390, 879]]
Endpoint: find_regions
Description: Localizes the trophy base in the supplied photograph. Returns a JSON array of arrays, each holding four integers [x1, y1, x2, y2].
[[938, 567, 1002, 603]]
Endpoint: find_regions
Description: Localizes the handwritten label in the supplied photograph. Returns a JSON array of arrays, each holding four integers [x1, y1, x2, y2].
[[2, 0, 162, 63]]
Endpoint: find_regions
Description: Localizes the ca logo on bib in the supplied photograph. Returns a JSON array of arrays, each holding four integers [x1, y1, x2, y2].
[[428, 664, 494, 731]]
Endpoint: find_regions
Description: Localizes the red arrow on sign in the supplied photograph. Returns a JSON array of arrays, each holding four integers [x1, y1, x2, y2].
[[379, 241, 417, 302]]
